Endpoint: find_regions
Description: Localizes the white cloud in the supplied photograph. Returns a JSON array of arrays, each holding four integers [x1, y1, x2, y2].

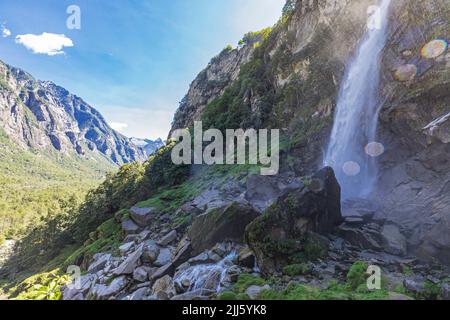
[[100, 105, 173, 140], [109, 122, 129, 132], [15, 32, 73, 56], [2, 26, 11, 38]]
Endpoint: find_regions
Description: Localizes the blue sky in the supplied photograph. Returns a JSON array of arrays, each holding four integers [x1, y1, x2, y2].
[[0, 0, 284, 139]]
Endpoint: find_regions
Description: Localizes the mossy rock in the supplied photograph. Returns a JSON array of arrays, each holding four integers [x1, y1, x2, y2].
[[188, 202, 259, 255]]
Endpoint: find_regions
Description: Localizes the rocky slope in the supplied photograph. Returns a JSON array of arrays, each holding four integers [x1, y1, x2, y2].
[[0, 59, 145, 165]]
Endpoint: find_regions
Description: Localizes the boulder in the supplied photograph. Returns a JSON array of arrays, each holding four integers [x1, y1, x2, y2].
[[246, 285, 271, 300], [133, 266, 154, 283], [92, 276, 128, 300], [245, 167, 342, 274], [87, 253, 111, 273], [188, 202, 259, 255], [63, 274, 97, 300], [381, 223, 408, 256], [245, 174, 303, 212], [152, 275, 176, 300], [121, 219, 140, 235], [158, 230, 177, 246], [130, 206, 158, 227], [142, 240, 160, 264], [172, 237, 192, 267], [114, 246, 143, 275], [151, 263, 175, 281], [119, 242, 135, 256], [154, 248, 173, 267]]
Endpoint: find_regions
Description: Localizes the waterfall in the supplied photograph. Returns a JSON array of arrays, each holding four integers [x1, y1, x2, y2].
[[324, 0, 392, 199], [174, 252, 237, 293]]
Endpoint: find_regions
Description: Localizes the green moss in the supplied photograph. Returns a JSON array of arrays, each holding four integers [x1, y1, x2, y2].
[[217, 291, 238, 300], [346, 261, 369, 290], [282, 263, 310, 276], [258, 281, 389, 301], [233, 274, 267, 294]]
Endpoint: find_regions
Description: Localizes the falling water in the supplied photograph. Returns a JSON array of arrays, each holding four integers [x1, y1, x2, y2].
[[174, 252, 237, 293], [324, 0, 392, 199]]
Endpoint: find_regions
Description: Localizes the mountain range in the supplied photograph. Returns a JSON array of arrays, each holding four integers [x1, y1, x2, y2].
[[0, 59, 156, 165]]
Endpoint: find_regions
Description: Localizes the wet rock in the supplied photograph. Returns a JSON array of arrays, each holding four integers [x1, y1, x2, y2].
[[158, 230, 177, 246], [130, 206, 158, 227], [154, 248, 173, 267], [188, 202, 259, 255], [142, 240, 160, 264], [114, 246, 143, 275], [246, 167, 342, 274], [122, 219, 140, 235], [246, 285, 270, 300], [152, 275, 176, 300]]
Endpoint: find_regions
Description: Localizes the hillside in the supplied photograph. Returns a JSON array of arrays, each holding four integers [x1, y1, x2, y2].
[[1, 0, 449, 301]]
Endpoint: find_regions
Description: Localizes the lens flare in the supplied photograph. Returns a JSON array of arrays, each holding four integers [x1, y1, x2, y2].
[[342, 161, 361, 177], [365, 142, 385, 157], [421, 39, 448, 59], [394, 64, 417, 81]]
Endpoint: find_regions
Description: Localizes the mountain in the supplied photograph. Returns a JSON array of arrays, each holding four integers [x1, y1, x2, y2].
[[0, 59, 145, 165], [129, 137, 165, 157]]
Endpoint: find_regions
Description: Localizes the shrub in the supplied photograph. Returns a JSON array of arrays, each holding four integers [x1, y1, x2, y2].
[[346, 261, 369, 290], [283, 263, 310, 276]]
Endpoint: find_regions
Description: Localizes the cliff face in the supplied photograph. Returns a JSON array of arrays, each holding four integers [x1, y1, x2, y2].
[[376, 0, 450, 264], [0, 60, 145, 165], [169, 0, 450, 263]]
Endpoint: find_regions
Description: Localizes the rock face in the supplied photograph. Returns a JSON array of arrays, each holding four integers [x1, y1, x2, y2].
[[245, 167, 342, 274], [0, 59, 145, 165], [169, 43, 257, 137], [188, 202, 259, 255], [374, 0, 450, 264]]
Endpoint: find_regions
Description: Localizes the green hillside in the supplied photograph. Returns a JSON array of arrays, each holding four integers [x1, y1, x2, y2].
[[0, 128, 115, 242]]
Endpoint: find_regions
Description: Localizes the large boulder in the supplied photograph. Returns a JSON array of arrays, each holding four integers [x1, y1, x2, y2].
[[130, 206, 158, 227], [188, 202, 259, 255], [245, 167, 343, 274]]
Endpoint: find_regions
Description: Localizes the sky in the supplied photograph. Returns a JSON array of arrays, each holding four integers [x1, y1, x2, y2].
[[0, 0, 285, 140]]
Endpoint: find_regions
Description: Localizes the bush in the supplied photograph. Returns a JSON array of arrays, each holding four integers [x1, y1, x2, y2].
[[283, 263, 310, 276], [346, 261, 369, 290]]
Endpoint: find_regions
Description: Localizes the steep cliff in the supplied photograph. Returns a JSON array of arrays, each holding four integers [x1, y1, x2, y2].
[[169, 0, 450, 263], [0, 60, 145, 165]]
